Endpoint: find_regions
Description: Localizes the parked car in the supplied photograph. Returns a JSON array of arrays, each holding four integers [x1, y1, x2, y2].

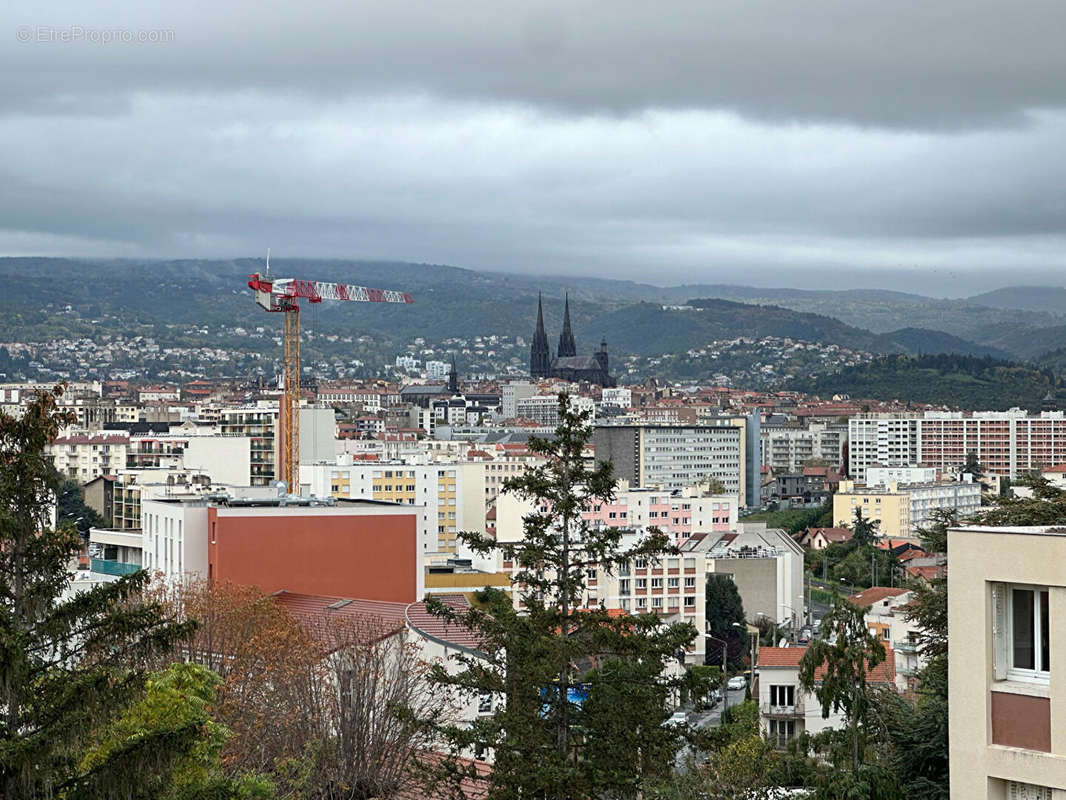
[[664, 711, 688, 727], [727, 675, 747, 691]]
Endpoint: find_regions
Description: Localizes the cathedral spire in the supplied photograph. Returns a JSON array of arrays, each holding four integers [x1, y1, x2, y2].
[[530, 292, 551, 378], [448, 353, 459, 395], [557, 292, 577, 358]]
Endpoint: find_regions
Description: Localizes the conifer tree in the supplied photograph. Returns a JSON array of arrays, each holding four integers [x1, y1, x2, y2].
[[426, 394, 695, 800], [0, 386, 195, 798]]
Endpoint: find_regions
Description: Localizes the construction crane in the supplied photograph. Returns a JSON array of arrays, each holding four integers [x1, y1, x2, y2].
[[248, 259, 413, 490]]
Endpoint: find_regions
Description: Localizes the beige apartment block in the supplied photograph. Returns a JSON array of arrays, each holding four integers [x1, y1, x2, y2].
[[949, 524, 1066, 800]]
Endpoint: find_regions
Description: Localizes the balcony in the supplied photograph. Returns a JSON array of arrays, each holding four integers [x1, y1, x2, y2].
[[90, 558, 141, 576], [761, 702, 805, 718], [894, 639, 919, 654]]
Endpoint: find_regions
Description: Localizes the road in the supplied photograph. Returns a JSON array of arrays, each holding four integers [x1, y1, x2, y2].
[[688, 687, 748, 729]]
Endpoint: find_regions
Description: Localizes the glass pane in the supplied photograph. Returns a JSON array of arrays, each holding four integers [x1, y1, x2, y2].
[[1013, 589, 1035, 670], [1041, 591, 1050, 672]]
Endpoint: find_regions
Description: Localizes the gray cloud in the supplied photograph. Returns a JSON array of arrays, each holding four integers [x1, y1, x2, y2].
[[5, 1, 1066, 127], [1, 1, 1065, 293]]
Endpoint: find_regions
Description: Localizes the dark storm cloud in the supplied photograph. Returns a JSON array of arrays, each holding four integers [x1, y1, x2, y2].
[[1, 1, 1065, 291]]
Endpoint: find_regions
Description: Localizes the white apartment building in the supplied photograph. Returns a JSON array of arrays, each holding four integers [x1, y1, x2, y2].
[[760, 422, 847, 473], [425, 360, 450, 381], [300, 459, 486, 553], [127, 431, 253, 486], [219, 404, 335, 486], [699, 523, 806, 633], [48, 433, 129, 481], [865, 466, 940, 487], [600, 387, 632, 408], [594, 423, 746, 500], [501, 381, 537, 419], [515, 394, 596, 428], [141, 498, 210, 579], [851, 410, 1066, 481], [948, 524, 1066, 799]]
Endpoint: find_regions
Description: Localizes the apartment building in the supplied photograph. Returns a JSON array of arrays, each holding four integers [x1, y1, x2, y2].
[[300, 459, 486, 553], [515, 394, 595, 428], [700, 523, 806, 633], [948, 524, 1066, 800], [48, 433, 129, 481], [126, 431, 252, 486], [492, 504, 709, 662], [594, 414, 760, 507], [833, 479, 982, 538], [219, 404, 334, 486], [851, 410, 1066, 481], [760, 422, 847, 473]]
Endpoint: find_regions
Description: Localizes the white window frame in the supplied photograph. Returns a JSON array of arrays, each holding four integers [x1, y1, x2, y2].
[[993, 582, 1051, 683]]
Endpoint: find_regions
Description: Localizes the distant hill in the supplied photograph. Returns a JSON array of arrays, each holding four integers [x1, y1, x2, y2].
[[966, 286, 1066, 316], [789, 353, 1062, 410], [0, 258, 1056, 374], [869, 328, 1012, 360], [585, 299, 1001, 359]]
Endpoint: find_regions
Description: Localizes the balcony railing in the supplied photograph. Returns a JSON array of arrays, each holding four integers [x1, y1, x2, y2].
[[90, 558, 142, 576], [894, 639, 919, 654], [761, 702, 804, 718]]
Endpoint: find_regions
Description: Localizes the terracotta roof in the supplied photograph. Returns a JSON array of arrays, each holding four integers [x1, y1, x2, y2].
[[1042, 464, 1066, 474], [405, 594, 486, 654], [757, 646, 896, 684], [273, 591, 408, 649], [808, 527, 851, 542], [906, 564, 944, 581], [897, 548, 929, 562], [848, 586, 909, 607]]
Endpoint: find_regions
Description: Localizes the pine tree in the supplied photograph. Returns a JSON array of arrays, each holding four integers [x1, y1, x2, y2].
[[0, 386, 196, 798], [426, 394, 696, 799]]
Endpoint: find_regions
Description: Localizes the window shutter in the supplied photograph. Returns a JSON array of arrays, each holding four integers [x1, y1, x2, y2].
[[992, 582, 1009, 681]]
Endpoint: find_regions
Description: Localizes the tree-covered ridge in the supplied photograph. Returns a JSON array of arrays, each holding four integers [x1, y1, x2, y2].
[[789, 353, 1063, 410]]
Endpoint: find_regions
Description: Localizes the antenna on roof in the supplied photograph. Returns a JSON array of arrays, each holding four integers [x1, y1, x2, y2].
[[265, 247, 271, 278]]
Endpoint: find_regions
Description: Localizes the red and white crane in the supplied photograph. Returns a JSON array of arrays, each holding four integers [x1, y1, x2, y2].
[[248, 262, 413, 490]]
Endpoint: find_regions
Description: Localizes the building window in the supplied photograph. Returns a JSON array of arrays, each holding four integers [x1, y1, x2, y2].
[[684, 577, 696, 588], [478, 693, 493, 714], [1007, 782, 1052, 800], [619, 579, 630, 595], [770, 685, 795, 707], [994, 583, 1051, 681], [636, 578, 647, 589], [651, 578, 663, 589]]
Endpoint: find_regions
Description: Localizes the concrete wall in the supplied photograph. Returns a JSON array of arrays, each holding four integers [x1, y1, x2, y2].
[[207, 505, 420, 603], [949, 526, 1066, 799]]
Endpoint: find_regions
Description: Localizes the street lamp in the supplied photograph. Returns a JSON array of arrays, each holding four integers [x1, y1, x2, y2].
[[704, 632, 729, 712]]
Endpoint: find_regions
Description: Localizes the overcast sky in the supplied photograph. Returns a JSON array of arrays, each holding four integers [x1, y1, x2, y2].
[[4, 1, 1066, 294]]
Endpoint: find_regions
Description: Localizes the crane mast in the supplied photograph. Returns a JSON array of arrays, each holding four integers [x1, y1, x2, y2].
[[248, 269, 413, 491]]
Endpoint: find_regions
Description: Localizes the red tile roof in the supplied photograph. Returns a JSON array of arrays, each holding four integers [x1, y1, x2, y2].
[[808, 527, 851, 543], [405, 594, 486, 654], [273, 591, 408, 649], [757, 646, 896, 684]]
